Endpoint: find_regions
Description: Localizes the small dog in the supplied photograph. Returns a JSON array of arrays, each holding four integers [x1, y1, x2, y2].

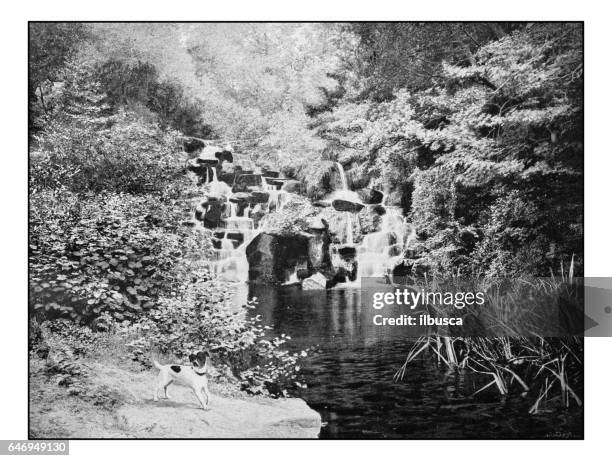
[[152, 351, 213, 410]]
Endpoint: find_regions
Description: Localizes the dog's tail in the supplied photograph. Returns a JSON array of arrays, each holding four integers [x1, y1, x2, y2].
[[151, 356, 163, 370]]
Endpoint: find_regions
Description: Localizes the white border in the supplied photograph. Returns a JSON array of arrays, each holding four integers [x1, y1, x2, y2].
[[2, 2, 611, 459]]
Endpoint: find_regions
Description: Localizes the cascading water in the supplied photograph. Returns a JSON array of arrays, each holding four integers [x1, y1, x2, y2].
[[356, 207, 415, 278], [335, 161, 348, 190], [331, 161, 415, 282], [199, 153, 414, 286]]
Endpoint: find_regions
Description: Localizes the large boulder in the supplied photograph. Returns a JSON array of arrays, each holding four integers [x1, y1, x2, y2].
[[302, 272, 328, 290], [246, 233, 310, 284], [332, 199, 365, 213], [357, 188, 384, 205]]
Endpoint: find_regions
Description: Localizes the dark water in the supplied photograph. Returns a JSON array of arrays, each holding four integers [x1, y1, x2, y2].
[[235, 284, 583, 439]]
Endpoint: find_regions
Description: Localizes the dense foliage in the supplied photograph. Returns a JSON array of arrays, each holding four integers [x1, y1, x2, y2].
[[318, 23, 583, 276]]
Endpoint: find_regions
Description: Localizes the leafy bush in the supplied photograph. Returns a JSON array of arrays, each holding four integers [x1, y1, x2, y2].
[[31, 109, 185, 194], [29, 189, 212, 323], [121, 269, 308, 396]]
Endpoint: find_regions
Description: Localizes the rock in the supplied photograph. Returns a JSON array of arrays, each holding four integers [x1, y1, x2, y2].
[[306, 231, 332, 274], [199, 145, 224, 161], [281, 180, 302, 194], [211, 238, 240, 250], [331, 261, 357, 284], [215, 150, 233, 163], [233, 174, 263, 192], [393, 258, 431, 278], [302, 272, 328, 290], [356, 188, 384, 205], [371, 204, 387, 216], [332, 199, 365, 213], [183, 137, 206, 153], [224, 232, 244, 244], [30, 359, 321, 438], [218, 172, 236, 185], [262, 169, 280, 178], [337, 245, 357, 259], [268, 179, 284, 189], [250, 191, 270, 204], [205, 194, 225, 203], [196, 157, 219, 166], [202, 200, 225, 229], [187, 161, 211, 183], [212, 231, 244, 246], [246, 233, 310, 284], [229, 192, 251, 204]]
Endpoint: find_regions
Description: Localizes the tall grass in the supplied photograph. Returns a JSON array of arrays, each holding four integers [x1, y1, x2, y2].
[[394, 264, 583, 414]]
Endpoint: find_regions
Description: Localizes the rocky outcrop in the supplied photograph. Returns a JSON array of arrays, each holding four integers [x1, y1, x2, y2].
[[30, 357, 321, 439], [332, 199, 364, 213], [356, 188, 384, 205], [245, 228, 333, 284], [246, 233, 310, 283], [302, 272, 328, 290], [234, 174, 263, 192]]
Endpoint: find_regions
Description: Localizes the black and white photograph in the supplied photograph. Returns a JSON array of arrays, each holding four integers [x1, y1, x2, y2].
[[23, 21, 587, 440]]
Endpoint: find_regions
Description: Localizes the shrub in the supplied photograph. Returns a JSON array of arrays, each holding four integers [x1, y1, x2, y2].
[[29, 189, 212, 323], [31, 109, 185, 194], [121, 270, 308, 396]]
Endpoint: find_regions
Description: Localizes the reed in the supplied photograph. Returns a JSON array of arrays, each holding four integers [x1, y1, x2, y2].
[[394, 273, 583, 414]]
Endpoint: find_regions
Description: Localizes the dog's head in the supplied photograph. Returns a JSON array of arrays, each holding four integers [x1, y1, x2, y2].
[[188, 351, 211, 369]]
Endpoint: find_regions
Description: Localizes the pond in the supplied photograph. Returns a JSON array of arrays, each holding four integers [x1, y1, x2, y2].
[[233, 283, 583, 439]]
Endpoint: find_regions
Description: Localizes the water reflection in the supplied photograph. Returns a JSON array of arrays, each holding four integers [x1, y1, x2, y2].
[[233, 283, 583, 439]]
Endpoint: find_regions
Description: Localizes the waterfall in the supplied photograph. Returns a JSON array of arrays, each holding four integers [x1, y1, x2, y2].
[[282, 266, 300, 286], [345, 212, 354, 245], [262, 176, 276, 192], [335, 161, 348, 190], [355, 207, 415, 279]]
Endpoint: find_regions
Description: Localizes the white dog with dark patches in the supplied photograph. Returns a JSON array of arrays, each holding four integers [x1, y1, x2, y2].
[[152, 351, 213, 410]]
